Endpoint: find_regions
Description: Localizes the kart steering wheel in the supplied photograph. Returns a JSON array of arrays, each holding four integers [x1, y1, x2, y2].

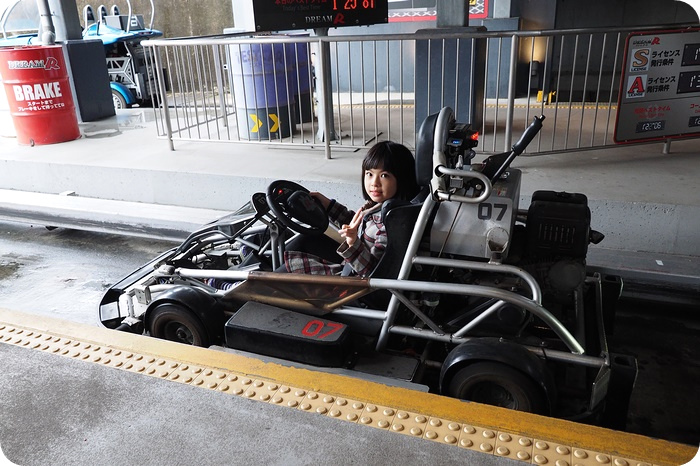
[[266, 180, 329, 235]]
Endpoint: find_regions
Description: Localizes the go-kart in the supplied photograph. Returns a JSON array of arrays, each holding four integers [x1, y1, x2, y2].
[[99, 107, 637, 426]]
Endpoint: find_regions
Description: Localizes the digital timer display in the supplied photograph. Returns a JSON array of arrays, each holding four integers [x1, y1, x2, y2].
[[333, 0, 376, 9], [681, 43, 700, 66], [677, 70, 700, 94], [689, 116, 700, 128], [635, 120, 665, 133], [251, 0, 388, 31]]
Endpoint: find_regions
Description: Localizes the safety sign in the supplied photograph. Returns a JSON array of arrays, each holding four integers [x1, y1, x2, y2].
[[615, 28, 700, 143], [249, 113, 280, 133]]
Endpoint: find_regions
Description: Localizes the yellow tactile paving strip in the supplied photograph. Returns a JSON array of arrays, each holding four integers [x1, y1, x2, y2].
[[0, 308, 696, 466], [337, 103, 616, 110]]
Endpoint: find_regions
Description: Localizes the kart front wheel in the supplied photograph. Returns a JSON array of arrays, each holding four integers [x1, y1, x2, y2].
[[149, 303, 210, 347], [446, 361, 547, 414]]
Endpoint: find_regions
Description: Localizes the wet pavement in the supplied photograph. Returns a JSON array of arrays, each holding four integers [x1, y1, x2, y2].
[[0, 221, 173, 325], [609, 298, 700, 446], [0, 220, 698, 447]]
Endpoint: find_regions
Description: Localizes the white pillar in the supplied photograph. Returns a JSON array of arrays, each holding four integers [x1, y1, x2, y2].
[[36, 0, 56, 44]]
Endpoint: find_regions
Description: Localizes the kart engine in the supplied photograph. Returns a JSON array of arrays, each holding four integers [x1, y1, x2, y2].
[[426, 120, 601, 321], [520, 190, 596, 303]]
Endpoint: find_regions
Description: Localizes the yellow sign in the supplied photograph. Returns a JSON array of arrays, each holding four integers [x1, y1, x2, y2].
[[269, 114, 279, 132], [249, 113, 279, 133], [249, 114, 264, 132]]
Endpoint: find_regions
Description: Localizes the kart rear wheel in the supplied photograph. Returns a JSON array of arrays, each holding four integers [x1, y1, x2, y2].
[[111, 89, 128, 110], [149, 303, 209, 347], [446, 361, 547, 414]]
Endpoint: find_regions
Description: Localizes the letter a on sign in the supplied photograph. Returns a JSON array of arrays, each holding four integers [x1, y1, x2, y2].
[[626, 75, 646, 99]]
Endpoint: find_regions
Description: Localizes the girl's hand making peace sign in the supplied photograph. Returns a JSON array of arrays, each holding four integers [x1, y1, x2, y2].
[[339, 208, 364, 247]]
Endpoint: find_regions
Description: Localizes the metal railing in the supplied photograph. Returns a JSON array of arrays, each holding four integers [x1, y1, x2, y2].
[[142, 24, 687, 158]]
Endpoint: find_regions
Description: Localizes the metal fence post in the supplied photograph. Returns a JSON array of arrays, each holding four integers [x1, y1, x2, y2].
[[504, 34, 519, 151], [152, 45, 175, 151], [212, 45, 228, 128], [314, 29, 337, 159]]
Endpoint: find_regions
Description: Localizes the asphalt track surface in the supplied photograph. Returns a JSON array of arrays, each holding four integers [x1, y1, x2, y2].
[[1, 221, 699, 451]]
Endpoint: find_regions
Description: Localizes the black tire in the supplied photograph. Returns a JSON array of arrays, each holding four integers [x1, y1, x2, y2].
[[149, 303, 210, 347], [446, 361, 547, 414], [111, 89, 128, 110]]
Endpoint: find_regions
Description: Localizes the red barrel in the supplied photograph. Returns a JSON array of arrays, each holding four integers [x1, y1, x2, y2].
[[0, 45, 80, 145]]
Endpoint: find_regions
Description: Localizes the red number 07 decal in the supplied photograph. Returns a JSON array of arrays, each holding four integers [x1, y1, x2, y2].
[[301, 320, 344, 339]]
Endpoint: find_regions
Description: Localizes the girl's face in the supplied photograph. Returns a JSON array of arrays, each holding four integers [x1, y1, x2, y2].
[[364, 167, 397, 203]]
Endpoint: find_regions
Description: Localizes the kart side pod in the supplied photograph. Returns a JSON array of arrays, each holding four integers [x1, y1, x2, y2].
[[224, 301, 351, 367]]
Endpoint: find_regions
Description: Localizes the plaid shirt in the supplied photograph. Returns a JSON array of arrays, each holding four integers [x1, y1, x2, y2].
[[285, 201, 385, 278]]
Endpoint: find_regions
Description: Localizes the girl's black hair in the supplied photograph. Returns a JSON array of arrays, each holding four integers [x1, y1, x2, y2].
[[361, 141, 419, 203]]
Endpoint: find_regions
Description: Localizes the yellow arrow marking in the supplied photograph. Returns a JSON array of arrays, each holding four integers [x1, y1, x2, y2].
[[269, 114, 279, 133], [249, 114, 263, 132]]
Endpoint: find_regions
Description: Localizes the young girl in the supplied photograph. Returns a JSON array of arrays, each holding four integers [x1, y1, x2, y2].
[[284, 140, 419, 277]]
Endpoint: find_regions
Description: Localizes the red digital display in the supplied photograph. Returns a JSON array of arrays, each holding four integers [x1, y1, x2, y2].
[[333, 0, 375, 9], [301, 320, 344, 339], [253, 0, 388, 31]]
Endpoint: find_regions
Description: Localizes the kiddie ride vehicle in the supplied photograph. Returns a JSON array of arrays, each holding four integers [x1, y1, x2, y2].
[[99, 108, 637, 426], [81, 0, 163, 109], [0, 0, 161, 109]]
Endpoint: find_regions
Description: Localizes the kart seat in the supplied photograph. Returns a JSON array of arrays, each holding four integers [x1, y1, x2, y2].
[[412, 111, 440, 203], [359, 179, 429, 309], [366, 116, 437, 283], [341, 200, 421, 328], [369, 200, 421, 280], [357, 112, 438, 310]]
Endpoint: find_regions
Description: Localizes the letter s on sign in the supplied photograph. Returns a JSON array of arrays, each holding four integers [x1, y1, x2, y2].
[[632, 49, 649, 69]]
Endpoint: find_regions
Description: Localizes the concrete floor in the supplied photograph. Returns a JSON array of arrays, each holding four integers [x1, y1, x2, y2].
[[1, 107, 699, 296], [0, 108, 699, 465], [1, 341, 516, 466], [1, 107, 699, 256]]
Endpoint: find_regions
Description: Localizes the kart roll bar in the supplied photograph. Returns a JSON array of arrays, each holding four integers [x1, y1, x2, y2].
[[147, 0, 154, 30], [377, 107, 552, 353], [125, 1, 131, 33], [369, 277, 585, 355], [411, 256, 542, 304], [123, 0, 156, 33], [431, 109, 546, 202], [430, 107, 493, 204], [434, 167, 492, 204], [89, 0, 155, 33]]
